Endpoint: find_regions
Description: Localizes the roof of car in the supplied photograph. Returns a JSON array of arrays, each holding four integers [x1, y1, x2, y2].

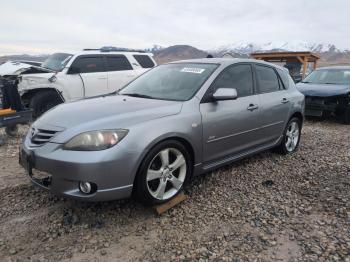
[[170, 58, 287, 71], [315, 66, 350, 70], [72, 50, 154, 56]]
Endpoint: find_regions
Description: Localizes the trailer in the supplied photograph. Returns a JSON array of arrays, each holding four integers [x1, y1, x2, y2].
[[0, 76, 33, 145]]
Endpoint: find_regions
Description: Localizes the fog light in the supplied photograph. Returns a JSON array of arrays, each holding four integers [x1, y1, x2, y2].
[[79, 181, 92, 194]]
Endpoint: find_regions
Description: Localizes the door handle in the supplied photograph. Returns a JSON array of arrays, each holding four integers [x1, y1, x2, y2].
[[98, 77, 107, 80], [281, 98, 289, 104], [247, 104, 259, 111]]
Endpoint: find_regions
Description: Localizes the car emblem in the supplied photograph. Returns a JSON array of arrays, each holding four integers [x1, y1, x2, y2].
[[31, 128, 38, 138]]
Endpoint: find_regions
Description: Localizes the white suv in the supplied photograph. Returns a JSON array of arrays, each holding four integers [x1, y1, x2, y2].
[[18, 48, 157, 116]]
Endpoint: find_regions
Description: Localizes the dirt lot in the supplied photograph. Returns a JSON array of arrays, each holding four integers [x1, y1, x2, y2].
[[0, 120, 349, 262]]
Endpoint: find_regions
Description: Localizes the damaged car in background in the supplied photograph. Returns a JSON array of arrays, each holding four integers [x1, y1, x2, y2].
[[0, 47, 156, 117], [297, 66, 350, 124]]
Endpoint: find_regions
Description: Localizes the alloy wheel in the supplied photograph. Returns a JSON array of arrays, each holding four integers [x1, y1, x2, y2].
[[146, 148, 187, 200], [285, 121, 300, 152]]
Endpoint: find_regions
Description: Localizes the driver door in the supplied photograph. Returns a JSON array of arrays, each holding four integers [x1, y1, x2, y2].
[[200, 64, 262, 164], [69, 56, 108, 97]]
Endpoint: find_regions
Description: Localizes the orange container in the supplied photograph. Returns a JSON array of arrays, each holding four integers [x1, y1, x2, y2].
[[0, 108, 16, 116]]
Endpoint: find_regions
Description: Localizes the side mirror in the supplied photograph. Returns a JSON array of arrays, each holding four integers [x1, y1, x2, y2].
[[67, 66, 81, 74], [212, 88, 238, 101]]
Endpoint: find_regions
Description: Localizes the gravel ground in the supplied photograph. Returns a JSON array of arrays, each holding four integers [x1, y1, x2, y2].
[[0, 120, 349, 262]]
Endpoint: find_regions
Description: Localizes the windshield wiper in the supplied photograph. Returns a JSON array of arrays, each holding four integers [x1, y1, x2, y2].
[[121, 93, 155, 99], [323, 83, 339, 85]]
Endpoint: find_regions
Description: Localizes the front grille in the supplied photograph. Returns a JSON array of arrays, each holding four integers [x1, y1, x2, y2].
[[30, 128, 58, 146]]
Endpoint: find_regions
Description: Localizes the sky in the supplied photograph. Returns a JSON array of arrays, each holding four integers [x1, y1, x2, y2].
[[0, 0, 349, 55]]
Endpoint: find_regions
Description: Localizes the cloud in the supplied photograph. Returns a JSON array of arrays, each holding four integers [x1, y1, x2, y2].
[[0, 0, 349, 55]]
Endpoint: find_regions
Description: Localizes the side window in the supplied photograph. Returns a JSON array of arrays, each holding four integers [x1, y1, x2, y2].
[[255, 65, 281, 93], [277, 68, 289, 89], [71, 56, 105, 73], [106, 56, 133, 71], [133, 55, 155, 68], [211, 64, 253, 97]]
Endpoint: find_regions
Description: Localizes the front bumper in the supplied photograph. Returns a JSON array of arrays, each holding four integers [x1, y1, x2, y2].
[[305, 96, 349, 117], [19, 137, 140, 201]]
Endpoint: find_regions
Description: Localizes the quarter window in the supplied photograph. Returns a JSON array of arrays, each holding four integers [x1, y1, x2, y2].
[[71, 56, 105, 73], [133, 55, 155, 68], [255, 65, 281, 93], [106, 56, 133, 71], [211, 64, 254, 97]]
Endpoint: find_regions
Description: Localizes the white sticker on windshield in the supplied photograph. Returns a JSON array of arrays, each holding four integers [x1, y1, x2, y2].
[[180, 67, 205, 74]]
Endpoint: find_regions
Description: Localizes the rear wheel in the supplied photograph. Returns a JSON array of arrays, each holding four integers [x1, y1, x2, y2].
[[30, 90, 62, 118], [275, 117, 301, 155], [134, 140, 192, 205]]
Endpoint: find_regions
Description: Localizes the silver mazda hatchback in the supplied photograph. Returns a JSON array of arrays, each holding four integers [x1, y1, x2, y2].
[[20, 58, 304, 205]]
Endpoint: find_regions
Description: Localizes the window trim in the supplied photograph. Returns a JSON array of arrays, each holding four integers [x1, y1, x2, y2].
[[104, 54, 133, 71], [201, 62, 256, 103], [253, 63, 286, 94], [69, 55, 107, 74]]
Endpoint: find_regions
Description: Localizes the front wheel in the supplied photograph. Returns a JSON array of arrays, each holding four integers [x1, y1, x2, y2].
[[30, 91, 63, 118], [133, 140, 192, 205], [342, 106, 350, 124], [275, 117, 301, 155]]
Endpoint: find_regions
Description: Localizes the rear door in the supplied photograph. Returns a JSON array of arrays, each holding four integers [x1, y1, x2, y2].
[[254, 64, 291, 144], [69, 56, 108, 97], [200, 63, 261, 163], [105, 55, 135, 92]]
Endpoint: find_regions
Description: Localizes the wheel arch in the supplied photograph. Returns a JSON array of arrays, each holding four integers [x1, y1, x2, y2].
[[132, 135, 196, 185], [21, 88, 65, 106], [289, 111, 304, 126]]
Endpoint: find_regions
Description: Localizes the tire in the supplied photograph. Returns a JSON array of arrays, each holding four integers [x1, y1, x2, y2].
[[5, 125, 18, 137], [30, 90, 62, 118], [342, 106, 350, 124], [133, 140, 193, 206], [275, 117, 302, 155]]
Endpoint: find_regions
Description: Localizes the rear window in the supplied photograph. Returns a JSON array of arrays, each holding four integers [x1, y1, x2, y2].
[[255, 65, 281, 93], [106, 56, 133, 71], [133, 55, 155, 68], [277, 68, 289, 89]]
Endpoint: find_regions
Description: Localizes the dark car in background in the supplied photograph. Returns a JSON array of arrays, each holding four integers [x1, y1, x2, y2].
[[296, 66, 350, 124]]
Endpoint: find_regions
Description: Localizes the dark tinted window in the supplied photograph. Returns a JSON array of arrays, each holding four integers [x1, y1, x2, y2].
[[256, 65, 280, 93], [133, 55, 155, 68], [211, 64, 253, 97], [71, 56, 105, 73], [277, 68, 289, 89], [106, 56, 132, 71]]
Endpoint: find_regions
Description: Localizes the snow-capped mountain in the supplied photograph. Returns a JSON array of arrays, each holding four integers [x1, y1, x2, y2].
[[212, 41, 348, 55]]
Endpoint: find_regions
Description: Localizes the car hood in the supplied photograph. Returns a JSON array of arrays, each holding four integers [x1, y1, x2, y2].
[[35, 95, 183, 140], [296, 82, 350, 97], [0, 61, 52, 76]]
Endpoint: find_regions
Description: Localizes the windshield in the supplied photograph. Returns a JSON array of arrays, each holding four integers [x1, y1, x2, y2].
[[41, 53, 73, 71], [119, 63, 218, 101], [303, 69, 350, 85]]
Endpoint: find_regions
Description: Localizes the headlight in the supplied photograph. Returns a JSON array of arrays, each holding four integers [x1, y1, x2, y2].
[[63, 129, 128, 151]]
